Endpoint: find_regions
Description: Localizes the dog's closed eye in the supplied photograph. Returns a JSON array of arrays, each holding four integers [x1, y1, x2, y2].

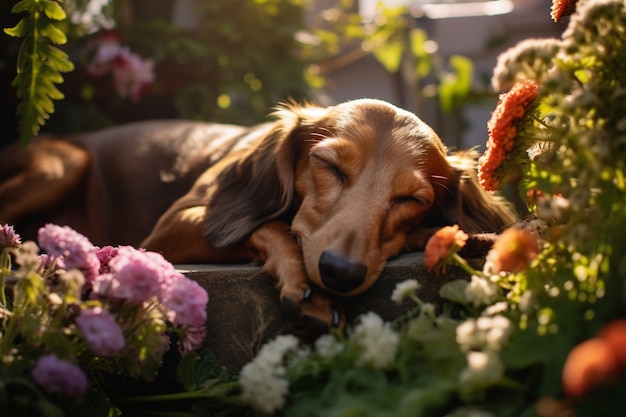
[[392, 195, 430, 206], [311, 154, 347, 184]]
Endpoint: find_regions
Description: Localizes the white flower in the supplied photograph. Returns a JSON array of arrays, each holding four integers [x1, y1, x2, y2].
[[484, 315, 512, 352], [459, 350, 505, 389], [391, 279, 422, 304], [481, 301, 508, 316], [315, 334, 344, 360], [239, 335, 299, 413], [420, 303, 436, 318], [456, 315, 512, 353], [353, 312, 399, 369], [465, 276, 500, 308]]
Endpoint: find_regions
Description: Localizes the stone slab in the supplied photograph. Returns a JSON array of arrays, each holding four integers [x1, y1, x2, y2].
[[178, 251, 473, 372]]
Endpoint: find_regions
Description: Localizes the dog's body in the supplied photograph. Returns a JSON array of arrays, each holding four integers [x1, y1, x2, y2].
[[0, 99, 516, 328]]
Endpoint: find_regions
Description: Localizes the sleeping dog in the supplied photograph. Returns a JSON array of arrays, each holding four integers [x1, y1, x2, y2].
[[0, 99, 516, 328]]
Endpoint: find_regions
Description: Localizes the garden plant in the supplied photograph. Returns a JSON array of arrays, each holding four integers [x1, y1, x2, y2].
[[2, 0, 626, 416]]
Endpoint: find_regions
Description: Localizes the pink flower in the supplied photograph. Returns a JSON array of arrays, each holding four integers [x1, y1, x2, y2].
[[31, 354, 88, 398], [162, 272, 208, 328], [37, 224, 100, 282], [95, 245, 119, 274], [179, 326, 207, 354], [0, 224, 21, 248], [87, 30, 154, 102], [76, 307, 125, 356], [92, 246, 172, 303], [87, 32, 123, 77], [112, 49, 155, 102]]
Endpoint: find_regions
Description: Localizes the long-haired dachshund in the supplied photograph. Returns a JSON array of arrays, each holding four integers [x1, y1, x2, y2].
[[0, 99, 516, 329]]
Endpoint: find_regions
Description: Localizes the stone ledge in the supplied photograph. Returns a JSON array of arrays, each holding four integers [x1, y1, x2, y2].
[[179, 251, 472, 372]]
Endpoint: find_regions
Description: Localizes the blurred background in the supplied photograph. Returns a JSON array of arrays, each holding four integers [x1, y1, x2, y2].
[[0, 0, 563, 150]]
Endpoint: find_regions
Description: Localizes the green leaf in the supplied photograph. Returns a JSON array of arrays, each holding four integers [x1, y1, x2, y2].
[[41, 0, 66, 20], [7, 0, 73, 143], [4, 19, 28, 38], [177, 351, 201, 391], [11, 0, 34, 14], [410, 28, 431, 79], [438, 54, 473, 113], [38, 20, 67, 44], [372, 39, 404, 73]]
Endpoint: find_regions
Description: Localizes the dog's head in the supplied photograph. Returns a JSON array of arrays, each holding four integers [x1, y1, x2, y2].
[[205, 99, 516, 296]]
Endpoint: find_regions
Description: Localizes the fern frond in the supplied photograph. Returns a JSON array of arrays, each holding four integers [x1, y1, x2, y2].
[[4, 0, 74, 144]]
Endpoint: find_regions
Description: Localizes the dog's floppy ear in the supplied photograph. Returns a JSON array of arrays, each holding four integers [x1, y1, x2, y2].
[[434, 150, 517, 233], [204, 103, 327, 248]]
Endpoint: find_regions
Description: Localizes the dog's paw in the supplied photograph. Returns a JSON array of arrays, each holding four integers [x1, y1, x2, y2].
[[299, 287, 345, 333], [280, 284, 313, 318], [280, 285, 345, 333]]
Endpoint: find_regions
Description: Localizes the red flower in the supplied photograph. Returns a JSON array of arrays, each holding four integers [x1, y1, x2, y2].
[[489, 227, 539, 274], [551, 0, 579, 23], [424, 225, 468, 273], [478, 81, 539, 191]]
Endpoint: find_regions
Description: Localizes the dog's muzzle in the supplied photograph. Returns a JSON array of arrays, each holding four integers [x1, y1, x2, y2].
[[318, 250, 367, 293]]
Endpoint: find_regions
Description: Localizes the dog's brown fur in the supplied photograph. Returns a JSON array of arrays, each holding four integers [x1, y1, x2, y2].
[[0, 99, 517, 328]]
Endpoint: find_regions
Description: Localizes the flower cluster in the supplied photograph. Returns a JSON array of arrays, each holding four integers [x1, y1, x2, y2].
[[87, 30, 155, 102], [0, 223, 208, 415], [232, 2, 626, 416], [477, 80, 540, 191], [239, 335, 302, 413]]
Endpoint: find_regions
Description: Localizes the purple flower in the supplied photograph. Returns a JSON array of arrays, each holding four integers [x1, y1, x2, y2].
[[37, 224, 100, 282], [76, 307, 125, 356], [31, 354, 88, 398], [0, 224, 21, 248], [162, 273, 208, 328]]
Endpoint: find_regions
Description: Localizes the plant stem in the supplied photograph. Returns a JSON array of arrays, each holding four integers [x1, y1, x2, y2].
[[0, 249, 10, 307], [452, 253, 484, 277]]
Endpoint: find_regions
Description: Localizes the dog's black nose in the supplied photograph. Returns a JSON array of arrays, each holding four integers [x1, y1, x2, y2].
[[318, 250, 367, 293]]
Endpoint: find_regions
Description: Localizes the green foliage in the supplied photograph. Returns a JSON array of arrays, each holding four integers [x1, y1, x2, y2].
[[116, 0, 312, 125], [306, 1, 474, 113], [4, 0, 74, 144]]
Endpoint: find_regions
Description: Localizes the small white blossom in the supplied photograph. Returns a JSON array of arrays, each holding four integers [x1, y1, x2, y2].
[[239, 335, 299, 413], [315, 334, 344, 360], [456, 316, 512, 353], [420, 303, 436, 318], [465, 276, 500, 308], [353, 312, 399, 369], [481, 301, 508, 316], [459, 350, 505, 389], [391, 279, 422, 304]]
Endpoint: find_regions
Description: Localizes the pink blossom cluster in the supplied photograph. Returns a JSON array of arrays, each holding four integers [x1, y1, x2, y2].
[[37, 224, 208, 355], [87, 30, 155, 102]]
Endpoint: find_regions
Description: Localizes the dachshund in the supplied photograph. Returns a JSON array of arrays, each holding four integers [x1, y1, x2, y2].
[[0, 98, 517, 330]]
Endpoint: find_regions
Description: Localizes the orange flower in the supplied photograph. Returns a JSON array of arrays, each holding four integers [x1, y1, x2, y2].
[[489, 227, 539, 274], [424, 225, 468, 273], [600, 319, 626, 367], [562, 338, 619, 399], [551, 0, 578, 23], [478, 81, 539, 191]]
